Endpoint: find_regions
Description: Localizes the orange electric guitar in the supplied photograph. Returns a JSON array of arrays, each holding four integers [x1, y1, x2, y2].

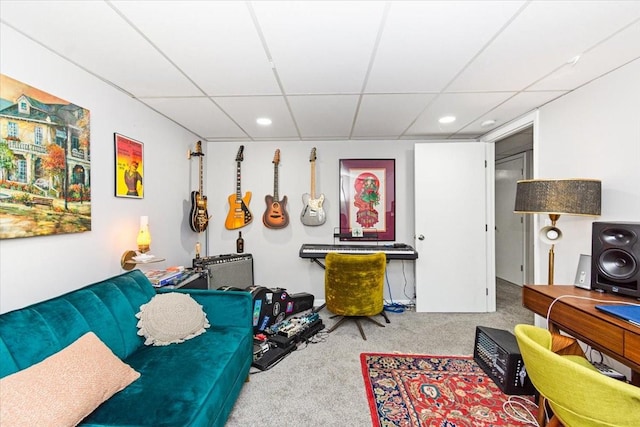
[[263, 149, 289, 229], [225, 145, 253, 230], [189, 141, 209, 233]]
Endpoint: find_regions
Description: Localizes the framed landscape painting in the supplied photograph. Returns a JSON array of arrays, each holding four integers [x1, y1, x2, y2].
[[0, 74, 91, 239], [339, 158, 395, 241]]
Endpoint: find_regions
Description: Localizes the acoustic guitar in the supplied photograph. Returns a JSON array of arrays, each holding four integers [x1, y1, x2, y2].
[[300, 147, 326, 226], [225, 145, 253, 230], [263, 149, 289, 229], [189, 141, 210, 233]]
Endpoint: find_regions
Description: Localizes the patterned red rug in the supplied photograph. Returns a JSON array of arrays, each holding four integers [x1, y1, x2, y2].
[[361, 353, 537, 427]]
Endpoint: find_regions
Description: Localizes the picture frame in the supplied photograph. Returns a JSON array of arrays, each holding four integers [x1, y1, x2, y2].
[[0, 74, 91, 239], [114, 133, 144, 199], [339, 159, 395, 241]]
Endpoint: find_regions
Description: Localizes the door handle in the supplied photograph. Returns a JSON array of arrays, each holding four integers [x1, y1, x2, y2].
[[417, 234, 425, 241]]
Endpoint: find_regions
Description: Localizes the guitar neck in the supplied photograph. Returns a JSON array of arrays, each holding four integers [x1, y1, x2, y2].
[[273, 163, 279, 199], [309, 161, 316, 199], [235, 161, 242, 199], [199, 155, 204, 194]]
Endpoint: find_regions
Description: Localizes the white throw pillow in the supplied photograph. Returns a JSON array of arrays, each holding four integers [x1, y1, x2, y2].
[[0, 332, 140, 427], [136, 292, 210, 346]]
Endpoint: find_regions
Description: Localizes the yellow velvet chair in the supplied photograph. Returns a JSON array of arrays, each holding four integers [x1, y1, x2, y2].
[[324, 252, 387, 340], [514, 324, 640, 427]]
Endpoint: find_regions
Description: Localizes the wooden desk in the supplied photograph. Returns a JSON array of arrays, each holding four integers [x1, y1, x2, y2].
[[522, 284, 640, 385]]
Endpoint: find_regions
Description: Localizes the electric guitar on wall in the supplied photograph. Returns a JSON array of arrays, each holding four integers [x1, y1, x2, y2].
[[189, 141, 210, 233], [225, 145, 253, 230], [263, 149, 289, 229], [300, 147, 326, 226]]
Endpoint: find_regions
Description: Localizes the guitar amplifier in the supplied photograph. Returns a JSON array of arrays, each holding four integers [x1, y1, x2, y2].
[[193, 253, 254, 290], [473, 326, 536, 395]]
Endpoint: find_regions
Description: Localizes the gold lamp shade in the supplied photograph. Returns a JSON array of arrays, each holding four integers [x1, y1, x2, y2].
[[514, 178, 601, 284], [514, 179, 601, 217]]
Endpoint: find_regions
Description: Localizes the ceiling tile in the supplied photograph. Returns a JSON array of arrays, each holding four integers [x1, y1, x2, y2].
[[252, 1, 386, 93], [448, 0, 640, 92], [352, 94, 436, 138], [287, 95, 360, 139], [406, 92, 515, 137], [530, 21, 640, 91], [112, 1, 280, 96], [2, 0, 637, 141], [142, 97, 247, 139], [366, 1, 525, 93], [214, 96, 298, 139], [0, 1, 200, 97]]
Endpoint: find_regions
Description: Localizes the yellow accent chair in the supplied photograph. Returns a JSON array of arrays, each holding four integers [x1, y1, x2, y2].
[[514, 324, 640, 427], [324, 252, 387, 340]]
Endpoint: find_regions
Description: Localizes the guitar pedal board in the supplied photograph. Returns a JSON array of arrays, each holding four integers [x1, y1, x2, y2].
[[592, 362, 626, 381], [251, 312, 325, 371]]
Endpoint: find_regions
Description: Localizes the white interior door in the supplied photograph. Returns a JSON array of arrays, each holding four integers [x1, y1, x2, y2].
[[495, 155, 525, 285], [414, 142, 491, 312]]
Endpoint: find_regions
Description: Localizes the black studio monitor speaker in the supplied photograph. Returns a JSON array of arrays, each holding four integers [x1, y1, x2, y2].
[[591, 222, 640, 298]]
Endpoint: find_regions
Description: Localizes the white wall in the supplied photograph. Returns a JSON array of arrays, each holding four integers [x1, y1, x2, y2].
[[203, 140, 418, 306], [534, 59, 640, 285], [0, 25, 201, 313]]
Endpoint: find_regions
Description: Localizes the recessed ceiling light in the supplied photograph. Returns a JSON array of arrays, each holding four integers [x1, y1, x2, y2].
[[481, 119, 496, 127], [438, 115, 456, 124], [256, 117, 272, 126]]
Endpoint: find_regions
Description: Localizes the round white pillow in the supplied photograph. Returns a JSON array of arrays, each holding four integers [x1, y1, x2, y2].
[[136, 293, 210, 346]]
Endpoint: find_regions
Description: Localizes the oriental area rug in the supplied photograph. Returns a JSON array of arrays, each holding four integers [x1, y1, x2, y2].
[[360, 353, 537, 427]]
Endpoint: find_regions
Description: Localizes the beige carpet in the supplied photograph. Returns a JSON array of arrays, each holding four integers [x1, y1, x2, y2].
[[226, 279, 533, 427]]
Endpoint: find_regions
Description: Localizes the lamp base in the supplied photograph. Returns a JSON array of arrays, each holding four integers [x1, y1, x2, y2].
[[548, 245, 555, 285]]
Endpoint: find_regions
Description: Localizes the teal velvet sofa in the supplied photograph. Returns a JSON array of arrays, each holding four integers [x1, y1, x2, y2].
[[0, 270, 253, 426]]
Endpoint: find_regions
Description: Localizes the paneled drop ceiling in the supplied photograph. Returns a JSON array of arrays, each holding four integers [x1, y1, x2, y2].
[[1, 1, 639, 142]]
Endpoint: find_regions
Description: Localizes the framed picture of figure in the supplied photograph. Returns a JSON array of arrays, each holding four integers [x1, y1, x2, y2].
[[114, 133, 144, 199], [339, 158, 395, 241]]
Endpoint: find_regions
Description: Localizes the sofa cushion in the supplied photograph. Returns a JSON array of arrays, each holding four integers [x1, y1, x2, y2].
[[0, 332, 140, 426], [136, 293, 210, 346], [81, 324, 252, 426]]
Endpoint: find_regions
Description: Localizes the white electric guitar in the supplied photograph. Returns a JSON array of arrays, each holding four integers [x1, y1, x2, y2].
[[300, 147, 326, 226]]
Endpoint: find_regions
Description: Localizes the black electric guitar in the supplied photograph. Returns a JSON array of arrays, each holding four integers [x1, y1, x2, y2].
[[263, 149, 289, 229], [225, 145, 253, 230], [300, 147, 326, 226], [189, 141, 210, 232]]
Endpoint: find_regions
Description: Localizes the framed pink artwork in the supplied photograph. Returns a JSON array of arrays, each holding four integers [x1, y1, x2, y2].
[[339, 159, 395, 241]]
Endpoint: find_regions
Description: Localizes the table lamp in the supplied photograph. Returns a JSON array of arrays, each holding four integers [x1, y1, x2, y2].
[[121, 216, 152, 270], [514, 178, 601, 284]]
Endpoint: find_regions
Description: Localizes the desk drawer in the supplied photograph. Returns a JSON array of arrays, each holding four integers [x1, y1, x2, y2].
[[552, 303, 625, 356], [625, 330, 640, 366]]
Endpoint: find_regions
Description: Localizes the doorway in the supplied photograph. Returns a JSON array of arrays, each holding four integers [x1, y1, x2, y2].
[[494, 127, 533, 286]]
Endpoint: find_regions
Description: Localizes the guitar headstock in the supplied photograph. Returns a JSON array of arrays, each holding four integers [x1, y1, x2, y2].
[[273, 149, 280, 165], [188, 140, 204, 158], [309, 147, 317, 162], [236, 145, 244, 162]]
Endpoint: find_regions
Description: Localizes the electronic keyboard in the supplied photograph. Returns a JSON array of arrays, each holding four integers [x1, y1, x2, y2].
[[299, 243, 418, 260]]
